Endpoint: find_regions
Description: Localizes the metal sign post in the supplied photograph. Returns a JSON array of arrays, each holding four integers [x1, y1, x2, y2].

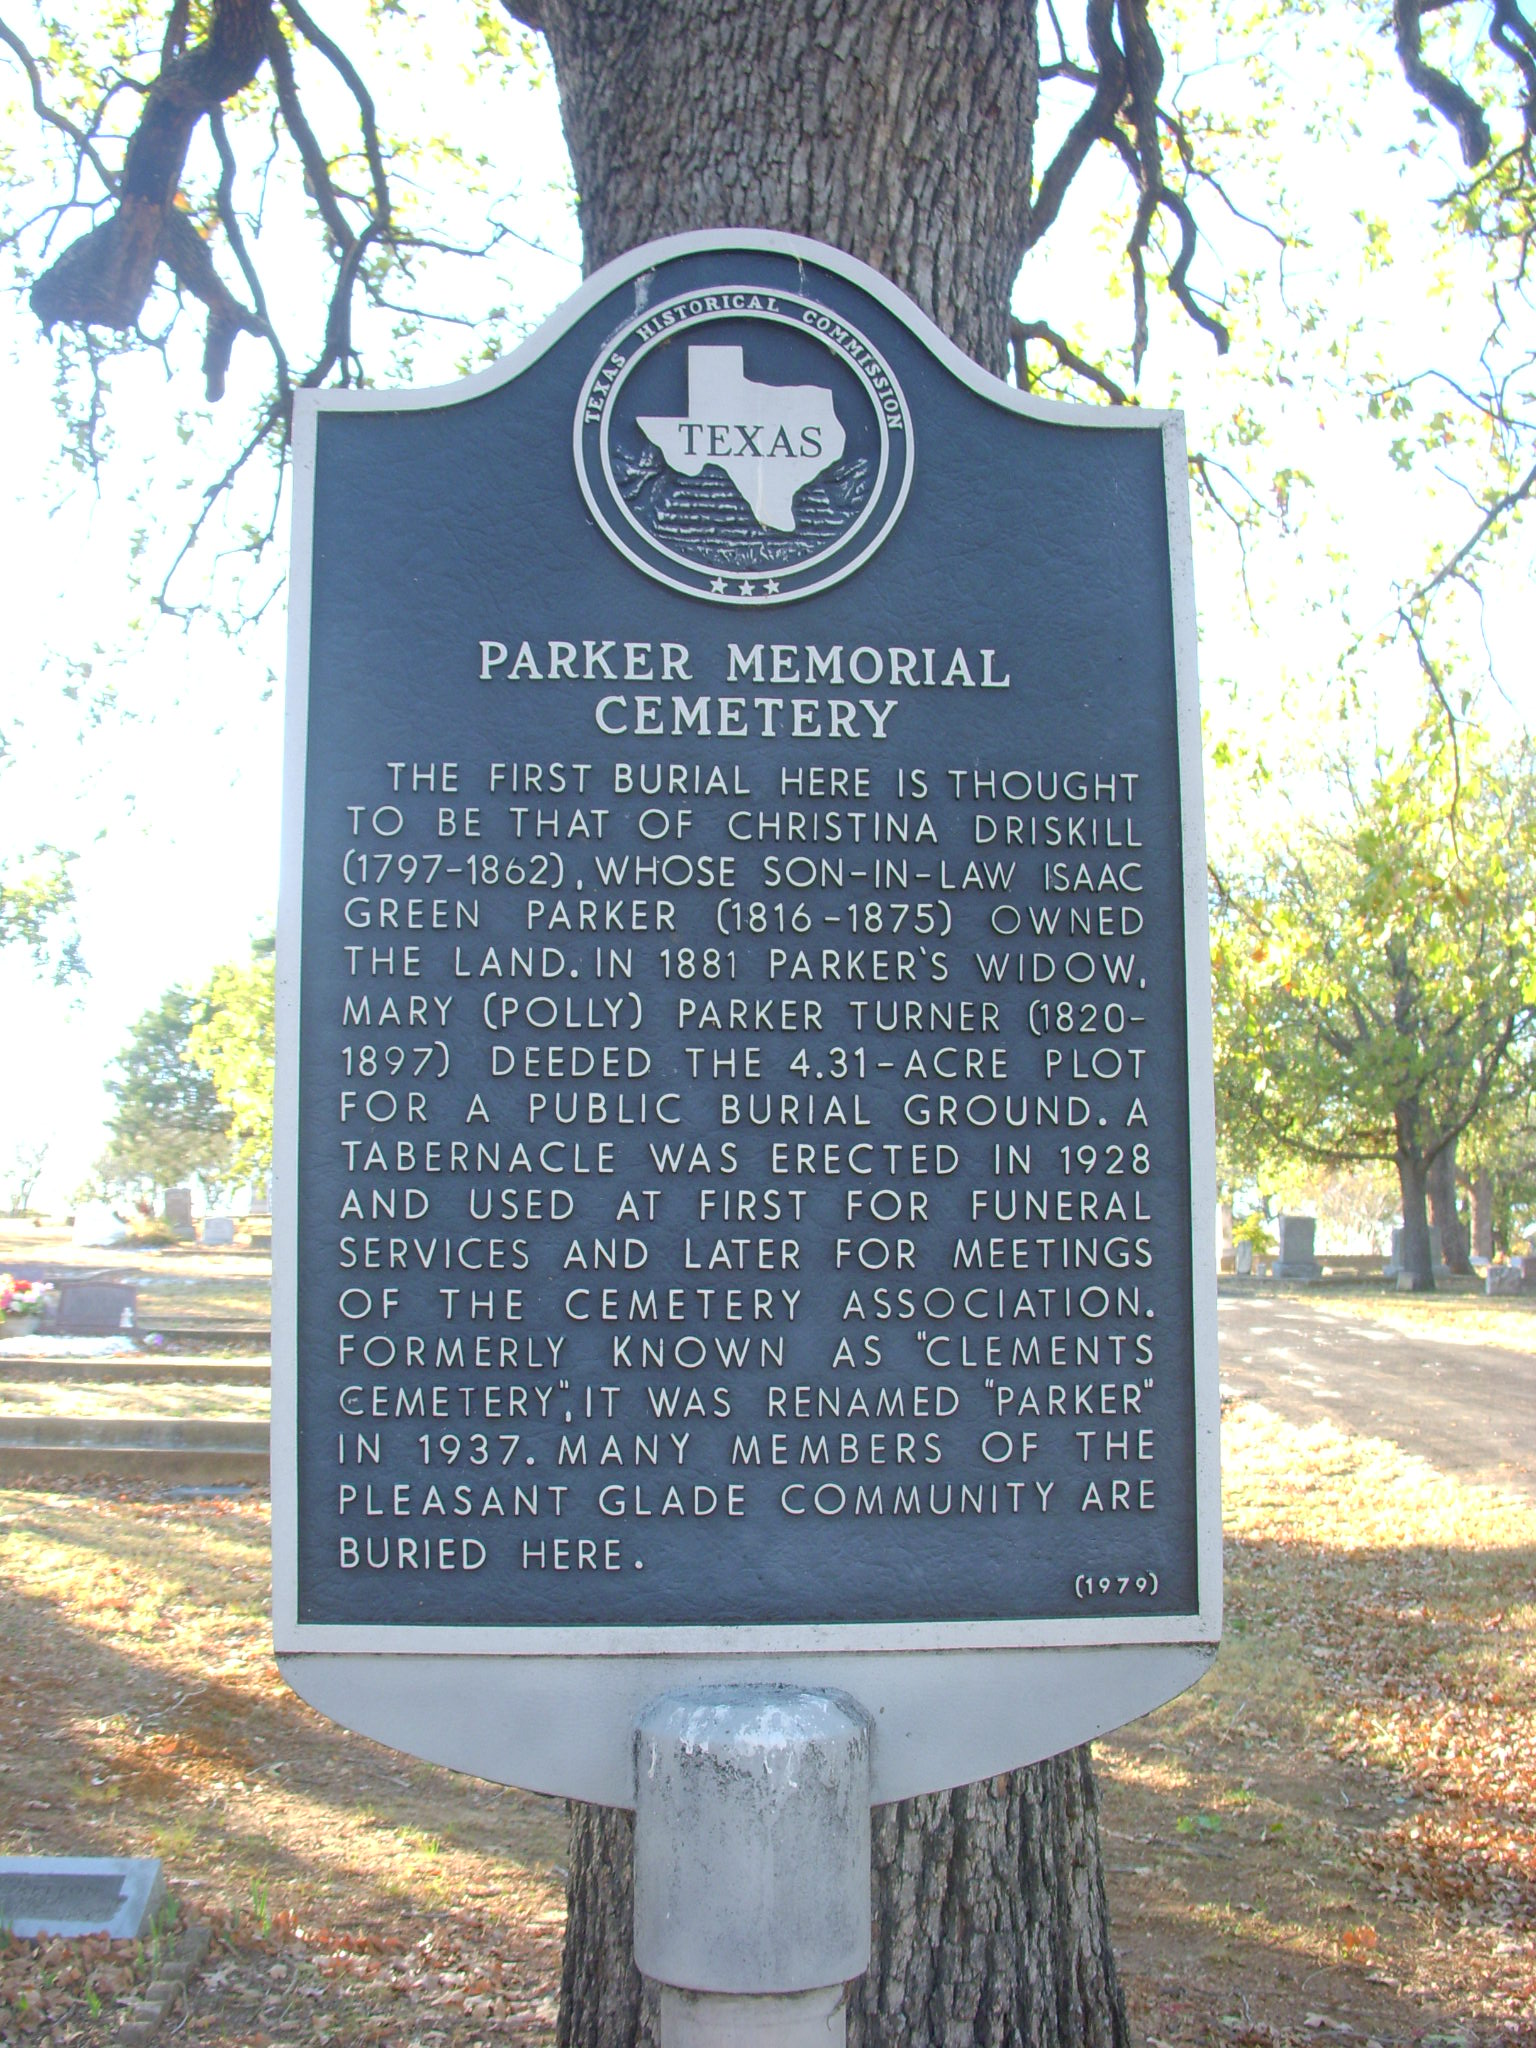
[[275, 229, 1219, 2020], [633, 1686, 871, 2046]]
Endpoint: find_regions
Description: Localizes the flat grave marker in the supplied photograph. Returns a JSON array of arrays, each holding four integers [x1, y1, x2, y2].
[[0, 1856, 165, 1941]]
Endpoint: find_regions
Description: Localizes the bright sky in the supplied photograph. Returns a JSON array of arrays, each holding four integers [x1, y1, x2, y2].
[[0, 6, 1530, 1207]]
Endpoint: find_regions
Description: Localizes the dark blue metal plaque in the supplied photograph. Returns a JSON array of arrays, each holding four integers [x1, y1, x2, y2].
[[276, 233, 1218, 1663]]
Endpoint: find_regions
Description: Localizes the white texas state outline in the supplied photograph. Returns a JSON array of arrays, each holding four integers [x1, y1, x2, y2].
[[636, 345, 845, 532]]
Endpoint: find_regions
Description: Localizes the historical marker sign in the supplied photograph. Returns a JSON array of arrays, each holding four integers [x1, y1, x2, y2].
[[275, 232, 1219, 1804]]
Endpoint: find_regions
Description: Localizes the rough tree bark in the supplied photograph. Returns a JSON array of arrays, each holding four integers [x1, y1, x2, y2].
[[559, 1756, 1127, 2048], [1395, 1108, 1436, 1293], [1427, 1140, 1471, 1274], [539, 6, 1128, 2045], [537, 0, 1040, 376], [1470, 1166, 1495, 1262]]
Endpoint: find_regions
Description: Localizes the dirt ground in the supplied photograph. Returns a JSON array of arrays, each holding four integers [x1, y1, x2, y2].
[[1, 1244, 1532, 2046], [1100, 1398, 1534, 2048]]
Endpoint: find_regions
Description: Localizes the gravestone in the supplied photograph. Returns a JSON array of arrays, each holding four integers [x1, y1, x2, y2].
[[1273, 1213, 1320, 1280], [0, 1856, 164, 1940], [1384, 1225, 1404, 1277], [273, 231, 1220, 1808], [1486, 1262, 1523, 1296], [50, 1278, 137, 1335], [71, 1203, 127, 1249], [200, 1215, 236, 1246], [163, 1187, 194, 1237]]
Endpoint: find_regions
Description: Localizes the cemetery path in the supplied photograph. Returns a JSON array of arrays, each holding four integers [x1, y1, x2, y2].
[[1218, 1294, 1536, 1498]]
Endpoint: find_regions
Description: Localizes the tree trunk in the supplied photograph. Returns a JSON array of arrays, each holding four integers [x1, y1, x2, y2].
[[538, 5, 1128, 2044], [1428, 1141, 1471, 1274], [560, 1756, 1128, 2048], [1396, 1147, 1435, 1292], [1470, 1165, 1495, 1262], [540, 0, 1040, 376]]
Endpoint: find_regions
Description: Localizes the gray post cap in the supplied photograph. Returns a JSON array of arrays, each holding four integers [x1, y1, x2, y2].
[[632, 1685, 873, 1996]]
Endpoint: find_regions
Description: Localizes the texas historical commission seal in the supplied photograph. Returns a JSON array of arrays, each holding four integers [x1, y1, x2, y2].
[[574, 288, 914, 606]]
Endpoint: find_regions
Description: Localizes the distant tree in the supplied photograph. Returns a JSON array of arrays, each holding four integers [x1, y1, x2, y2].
[[1459, 1058, 1536, 1258], [1212, 726, 1536, 1292], [188, 936, 275, 1183], [1, 1141, 48, 1217], [98, 988, 232, 1202]]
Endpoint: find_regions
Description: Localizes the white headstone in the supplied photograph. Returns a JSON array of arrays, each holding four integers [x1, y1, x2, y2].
[[201, 1214, 236, 1246], [71, 1203, 128, 1249]]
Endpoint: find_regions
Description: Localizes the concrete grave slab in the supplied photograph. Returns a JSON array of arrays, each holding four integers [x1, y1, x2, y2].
[[0, 1855, 165, 1940]]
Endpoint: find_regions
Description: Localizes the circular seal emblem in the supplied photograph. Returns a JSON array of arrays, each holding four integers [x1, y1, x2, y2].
[[574, 287, 913, 606]]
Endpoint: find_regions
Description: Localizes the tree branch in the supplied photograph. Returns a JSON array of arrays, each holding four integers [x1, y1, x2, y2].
[[1027, 0, 1122, 249], [27, 0, 272, 397], [279, 0, 390, 230], [0, 15, 118, 195], [1009, 317, 1129, 402], [1393, 0, 1494, 165]]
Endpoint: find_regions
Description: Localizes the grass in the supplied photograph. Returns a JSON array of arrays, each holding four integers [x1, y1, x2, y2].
[[1221, 1270, 1536, 1353], [133, 1279, 272, 1326]]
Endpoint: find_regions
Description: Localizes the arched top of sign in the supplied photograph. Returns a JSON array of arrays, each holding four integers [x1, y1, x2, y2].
[[300, 228, 1177, 440]]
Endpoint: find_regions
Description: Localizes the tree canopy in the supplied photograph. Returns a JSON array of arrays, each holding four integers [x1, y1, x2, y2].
[[97, 985, 232, 1201], [187, 935, 275, 1183], [0, 0, 1532, 696], [1211, 724, 1536, 1286]]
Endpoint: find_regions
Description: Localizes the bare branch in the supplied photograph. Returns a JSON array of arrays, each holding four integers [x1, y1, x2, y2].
[[260, 11, 355, 255], [1490, 0, 1536, 124], [1028, 0, 1122, 250], [1188, 452, 1259, 612], [156, 207, 264, 399], [1009, 317, 1129, 402], [155, 401, 286, 619], [1029, 2, 1229, 377], [1398, 609, 1464, 805], [0, 15, 118, 195], [208, 104, 290, 405], [1410, 456, 1536, 605], [279, 0, 390, 229]]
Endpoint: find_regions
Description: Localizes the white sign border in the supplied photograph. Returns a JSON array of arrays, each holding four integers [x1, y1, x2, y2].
[[274, 230, 1220, 1700]]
